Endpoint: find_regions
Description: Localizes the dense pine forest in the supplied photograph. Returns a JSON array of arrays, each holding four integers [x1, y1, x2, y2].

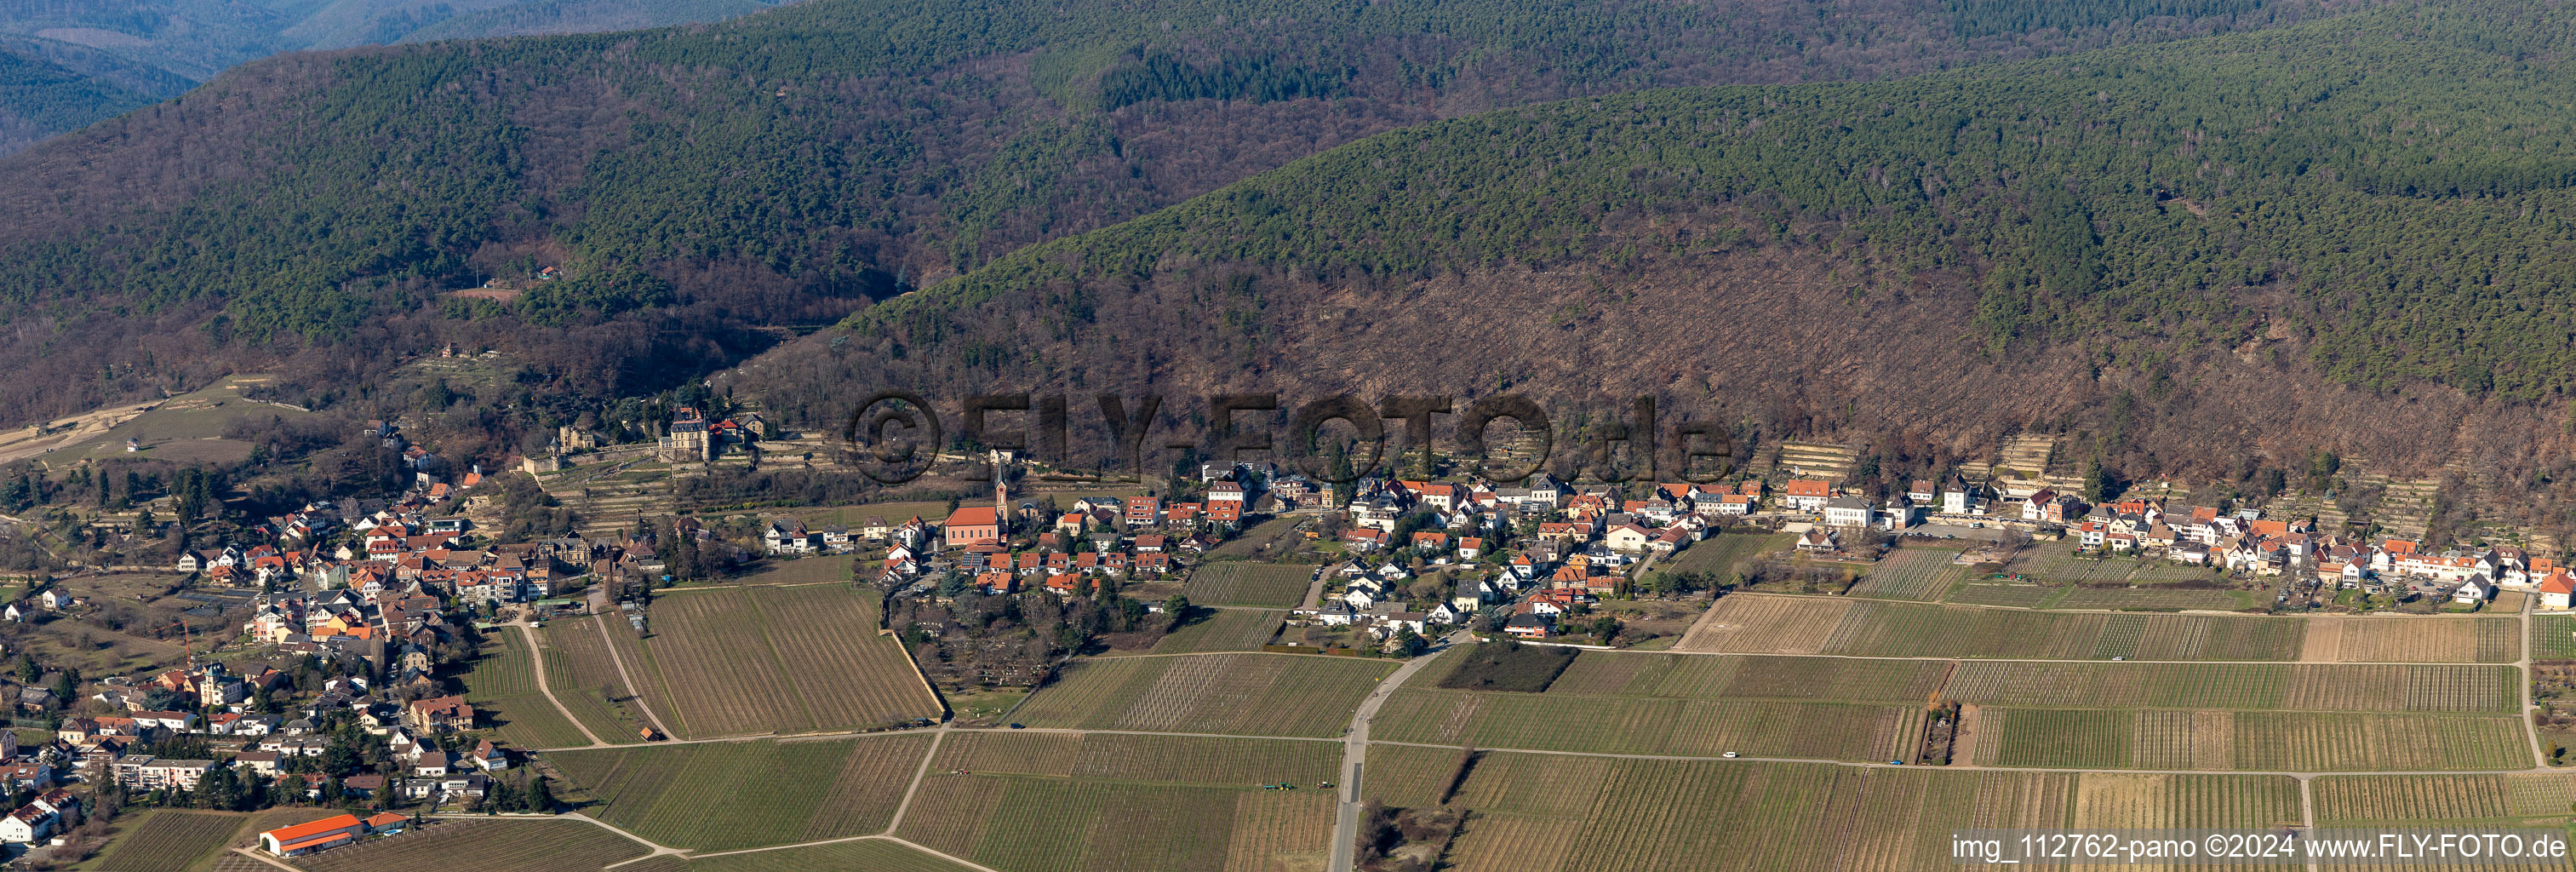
[[0, 0, 2334, 425], [0, 0, 784, 153], [838, 0, 2576, 405]]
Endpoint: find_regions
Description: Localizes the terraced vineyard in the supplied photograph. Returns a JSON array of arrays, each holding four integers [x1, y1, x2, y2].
[[1371, 690, 1928, 761], [675, 839, 982, 872], [537, 618, 647, 744], [2051, 586, 2253, 611], [2307, 774, 2576, 872], [1845, 548, 1967, 601], [460, 630, 592, 749], [84, 810, 248, 872], [549, 734, 932, 851], [1943, 663, 2519, 712], [896, 773, 1332, 872], [1181, 563, 1319, 608], [288, 818, 649, 872], [1680, 596, 2308, 660], [1010, 652, 1390, 737], [2013, 542, 2216, 585], [930, 731, 1339, 786], [1540, 652, 1950, 702], [2313, 773, 2576, 823], [1361, 752, 2310, 872], [1966, 709, 2529, 771], [1146, 608, 1284, 654], [1943, 582, 2062, 608], [613, 585, 941, 738], [1653, 532, 1792, 580], [2300, 615, 2520, 663], [2534, 616, 2576, 659]]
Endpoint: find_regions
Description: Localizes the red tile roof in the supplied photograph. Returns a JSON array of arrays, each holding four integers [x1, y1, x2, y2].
[[264, 813, 364, 845]]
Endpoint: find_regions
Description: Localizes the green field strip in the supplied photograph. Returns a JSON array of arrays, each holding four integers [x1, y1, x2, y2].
[[737, 588, 823, 733]]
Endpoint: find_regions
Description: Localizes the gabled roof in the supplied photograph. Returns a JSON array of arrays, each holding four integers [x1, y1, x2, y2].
[[263, 813, 364, 845]]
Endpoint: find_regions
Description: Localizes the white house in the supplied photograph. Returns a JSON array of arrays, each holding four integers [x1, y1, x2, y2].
[[1605, 524, 1655, 553], [2544, 571, 2576, 610], [1879, 500, 1915, 531], [1822, 497, 1874, 530], [0, 805, 49, 844], [1316, 601, 1356, 625], [2454, 577, 2496, 605]]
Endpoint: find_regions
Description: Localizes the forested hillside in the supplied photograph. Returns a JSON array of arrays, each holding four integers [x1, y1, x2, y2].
[[0, 0, 787, 156], [0, 0, 2326, 427], [739, 0, 2576, 490], [0, 37, 186, 153], [392, 0, 778, 43]]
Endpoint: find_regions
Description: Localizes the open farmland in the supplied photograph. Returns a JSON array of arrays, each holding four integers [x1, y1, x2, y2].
[[932, 731, 1339, 787], [2050, 586, 2255, 611], [1204, 516, 1308, 559], [1845, 548, 1968, 600], [678, 839, 982, 872], [1010, 652, 1390, 737], [459, 631, 591, 749], [724, 558, 853, 585], [1654, 532, 1790, 581], [287, 819, 647, 872], [2013, 542, 2216, 585], [1540, 651, 1950, 702], [1356, 752, 2306, 872], [1966, 708, 2530, 771], [535, 619, 646, 744], [84, 810, 249, 872], [1372, 689, 1928, 760], [548, 733, 931, 851], [1943, 582, 2063, 608], [804, 501, 953, 529], [1146, 608, 1284, 654], [1182, 563, 1319, 608], [1943, 663, 2519, 712], [2314, 773, 2576, 823], [2300, 615, 2520, 663], [2308, 775, 2576, 872], [613, 585, 940, 738], [34, 375, 309, 467], [1680, 596, 2307, 660], [2537, 616, 2576, 659], [897, 772, 1333, 872]]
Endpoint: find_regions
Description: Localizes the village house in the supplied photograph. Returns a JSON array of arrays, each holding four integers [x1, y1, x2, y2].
[[404, 696, 475, 734], [2544, 571, 2576, 610], [1783, 479, 1834, 513], [1821, 496, 1874, 529], [1605, 524, 1655, 553]]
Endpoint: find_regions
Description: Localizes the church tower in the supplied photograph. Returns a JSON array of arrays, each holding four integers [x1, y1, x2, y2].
[[991, 449, 1010, 536]]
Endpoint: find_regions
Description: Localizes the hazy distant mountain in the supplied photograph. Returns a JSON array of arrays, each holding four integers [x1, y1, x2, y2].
[[0, 32, 192, 153], [395, 0, 778, 43], [0, 0, 787, 155]]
